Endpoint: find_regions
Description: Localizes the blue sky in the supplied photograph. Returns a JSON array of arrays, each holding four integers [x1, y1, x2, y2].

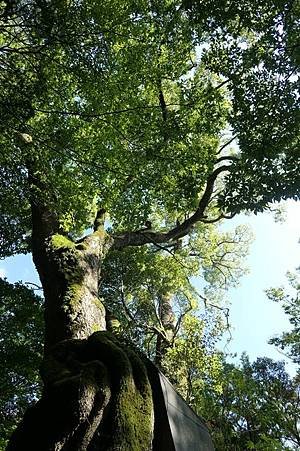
[[0, 200, 299, 375], [218, 199, 300, 375]]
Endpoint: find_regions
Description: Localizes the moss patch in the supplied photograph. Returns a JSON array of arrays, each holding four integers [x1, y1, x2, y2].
[[88, 332, 153, 450], [51, 234, 75, 250], [49, 234, 85, 284], [65, 283, 84, 310], [48, 234, 88, 320]]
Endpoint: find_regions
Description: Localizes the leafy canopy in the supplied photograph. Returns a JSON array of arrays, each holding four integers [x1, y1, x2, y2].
[[0, 0, 299, 257], [101, 221, 252, 350]]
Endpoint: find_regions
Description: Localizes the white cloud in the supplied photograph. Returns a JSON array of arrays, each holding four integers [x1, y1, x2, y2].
[[0, 268, 6, 278]]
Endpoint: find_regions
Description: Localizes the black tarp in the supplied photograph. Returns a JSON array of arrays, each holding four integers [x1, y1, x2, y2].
[[146, 360, 215, 451], [159, 372, 214, 451]]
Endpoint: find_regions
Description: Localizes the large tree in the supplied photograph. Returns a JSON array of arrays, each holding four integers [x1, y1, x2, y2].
[[1, 0, 299, 449]]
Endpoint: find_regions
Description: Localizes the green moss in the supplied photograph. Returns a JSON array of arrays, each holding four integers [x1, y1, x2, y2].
[[117, 345, 153, 450], [94, 228, 106, 240], [115, 372, 153, 451], [48, 234, 88, 313], [49, 234, 84, 283], [41, 333, 153, 450], [91, 322, 101, 332], [88, 332, 153, 450], [92, 297, 102, 307], [51, 234, 75, 250], [66, 283, 84, 309]]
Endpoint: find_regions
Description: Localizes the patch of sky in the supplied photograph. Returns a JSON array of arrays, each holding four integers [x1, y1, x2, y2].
[[218, 199, 300, 376]]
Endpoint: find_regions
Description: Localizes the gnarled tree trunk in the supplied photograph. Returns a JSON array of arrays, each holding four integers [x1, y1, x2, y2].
[[7, 206, 155, 450]]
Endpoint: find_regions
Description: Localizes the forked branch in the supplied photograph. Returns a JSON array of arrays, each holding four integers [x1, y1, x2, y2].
[[113, 164, 231, 250]]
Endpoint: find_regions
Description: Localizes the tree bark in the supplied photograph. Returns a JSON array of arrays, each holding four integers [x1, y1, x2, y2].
[[155, 292, 175, 368], [7, 205, 155, 450], [7, 331, 155, 451]]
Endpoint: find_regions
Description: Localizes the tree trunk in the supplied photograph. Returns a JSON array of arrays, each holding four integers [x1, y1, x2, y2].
[[7, 208, 155, 450], [7, 331, 155, 451], [155, 292, 175, 368]]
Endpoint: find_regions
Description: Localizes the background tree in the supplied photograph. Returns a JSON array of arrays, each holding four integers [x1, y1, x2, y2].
[[100, 221, 252, 364], [267, 267, 300, 368], [0, 0, 299, 449], [193, 355, 300, 450], [0, 280, 43, 449]]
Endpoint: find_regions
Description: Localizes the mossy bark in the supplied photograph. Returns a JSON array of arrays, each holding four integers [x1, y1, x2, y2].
[[7, 204, 156, 450], [43, 231, 108, 349], [7, 332, 154, 451]]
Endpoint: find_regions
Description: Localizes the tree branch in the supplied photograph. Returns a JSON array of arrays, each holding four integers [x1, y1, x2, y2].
[[159, 88, 167, 121], [216, 136, 237, 155], [200, 212, 236, 224], [93, 208, 106, 232], [119, 278, 170, 344], [192, 285, 231, 332], [112, 165, 232, 250], [215, 155, 238, 164], [172, 291, 193, 342], [24, 282, 43, 291]]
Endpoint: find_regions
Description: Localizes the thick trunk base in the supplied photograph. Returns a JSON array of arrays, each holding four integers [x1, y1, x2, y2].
[[7, 332, 154, 451]]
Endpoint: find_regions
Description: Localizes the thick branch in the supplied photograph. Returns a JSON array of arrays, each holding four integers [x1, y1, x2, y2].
[[215, 155, 238, 164], [26, 158, 60, 271], [93, 208, 106, 232], [112, 164, 231, 250], [24, 282, 43, 291]]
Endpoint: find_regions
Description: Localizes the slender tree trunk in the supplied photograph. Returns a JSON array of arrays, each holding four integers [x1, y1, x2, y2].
[[155, 292, 175, 368], [7, 206, 155, 450]]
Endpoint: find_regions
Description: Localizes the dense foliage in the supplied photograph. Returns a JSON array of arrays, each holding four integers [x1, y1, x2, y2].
[[267, 268, 300, 367], [100, 222, 252, 355], [198, 355, 300, 450], [0, 0, 299, 449], [0, 280, 43, 449], [0, 0, 299, 257]]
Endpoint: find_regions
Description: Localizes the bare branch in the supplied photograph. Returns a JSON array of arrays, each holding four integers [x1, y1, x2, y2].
[[200, 212, 236, 224], [119, 278, 137, 323], [189, 281, 231, 331], [215, 79, 230, 89], [118, 278, 170, 343], [172, 291, 194, 343], [24, 282, 43, 291], [216, 136, 237, 155]]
